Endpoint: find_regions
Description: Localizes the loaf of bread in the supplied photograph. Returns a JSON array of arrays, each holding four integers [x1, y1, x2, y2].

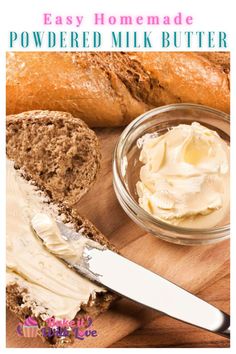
[[6, 52, 230, 127], [6, 110, 117, 347]]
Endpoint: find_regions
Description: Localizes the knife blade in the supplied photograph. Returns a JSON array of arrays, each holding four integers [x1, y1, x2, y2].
[[78, 245, 230, 338], [32, 216, 230, 339]]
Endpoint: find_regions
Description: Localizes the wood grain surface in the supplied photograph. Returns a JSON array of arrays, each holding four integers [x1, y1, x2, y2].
[[6, 128, 230, 348]]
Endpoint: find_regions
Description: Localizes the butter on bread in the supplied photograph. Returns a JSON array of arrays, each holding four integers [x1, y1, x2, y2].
[[6, 110, 117, 347]]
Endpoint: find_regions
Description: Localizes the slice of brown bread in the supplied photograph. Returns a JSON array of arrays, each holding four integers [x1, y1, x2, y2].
[[7, 110, 102, 208], [6, 110, 117, 347]]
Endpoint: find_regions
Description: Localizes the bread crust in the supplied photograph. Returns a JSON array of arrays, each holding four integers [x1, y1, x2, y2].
[[6, 110, 118, 347], [6, 52, 230, 127]]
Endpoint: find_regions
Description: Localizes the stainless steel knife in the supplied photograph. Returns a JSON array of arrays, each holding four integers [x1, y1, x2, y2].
[[32, 218, 230, 339]]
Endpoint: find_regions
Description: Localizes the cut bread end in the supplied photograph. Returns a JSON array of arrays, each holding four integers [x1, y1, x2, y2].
[[6, 110, 101, 208]]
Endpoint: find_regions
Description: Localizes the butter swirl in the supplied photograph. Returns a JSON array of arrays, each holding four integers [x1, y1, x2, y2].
[[136, 122, 230, 228]]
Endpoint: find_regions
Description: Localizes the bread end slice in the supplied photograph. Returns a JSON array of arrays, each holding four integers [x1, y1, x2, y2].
[[6, 110, 101, 208]]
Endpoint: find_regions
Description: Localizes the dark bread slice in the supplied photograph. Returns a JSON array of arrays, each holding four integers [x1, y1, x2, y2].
[[6, 111, 118, 347], [6, 110, 101, 208]]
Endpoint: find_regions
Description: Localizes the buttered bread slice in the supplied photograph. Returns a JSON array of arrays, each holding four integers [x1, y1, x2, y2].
[[6, 111, 117, 347]]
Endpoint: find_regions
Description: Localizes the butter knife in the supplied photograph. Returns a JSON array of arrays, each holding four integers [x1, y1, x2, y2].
[[32, 216, 230, 339]]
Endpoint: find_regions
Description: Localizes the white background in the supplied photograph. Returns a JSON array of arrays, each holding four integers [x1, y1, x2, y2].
[[0, 0, 235, 353]]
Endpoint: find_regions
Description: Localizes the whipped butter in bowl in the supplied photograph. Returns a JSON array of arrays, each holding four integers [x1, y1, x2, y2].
[[136, 122, 230, 229], [113, 104, 230, 245]]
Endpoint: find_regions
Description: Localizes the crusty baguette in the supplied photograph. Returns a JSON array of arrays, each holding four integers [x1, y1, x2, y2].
[[6, 52, 229, 126], [6, 110, 117, 347], [130, 52, 230, 114], [6, 52, 230, 127], [6, 52, 149, 127]]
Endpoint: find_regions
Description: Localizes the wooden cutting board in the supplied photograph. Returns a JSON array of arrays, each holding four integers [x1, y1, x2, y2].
[[6, 128, 230, 348]]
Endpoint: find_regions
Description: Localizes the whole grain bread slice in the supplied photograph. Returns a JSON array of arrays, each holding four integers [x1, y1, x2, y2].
[[7, 110, 101, 208], [6, 110, 118, 347]]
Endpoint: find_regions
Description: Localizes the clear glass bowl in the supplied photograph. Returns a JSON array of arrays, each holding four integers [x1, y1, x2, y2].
[[113, 104, 230, 245]]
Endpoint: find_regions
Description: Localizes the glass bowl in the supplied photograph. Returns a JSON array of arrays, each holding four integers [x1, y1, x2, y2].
[[113, 104, 230, 245]]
